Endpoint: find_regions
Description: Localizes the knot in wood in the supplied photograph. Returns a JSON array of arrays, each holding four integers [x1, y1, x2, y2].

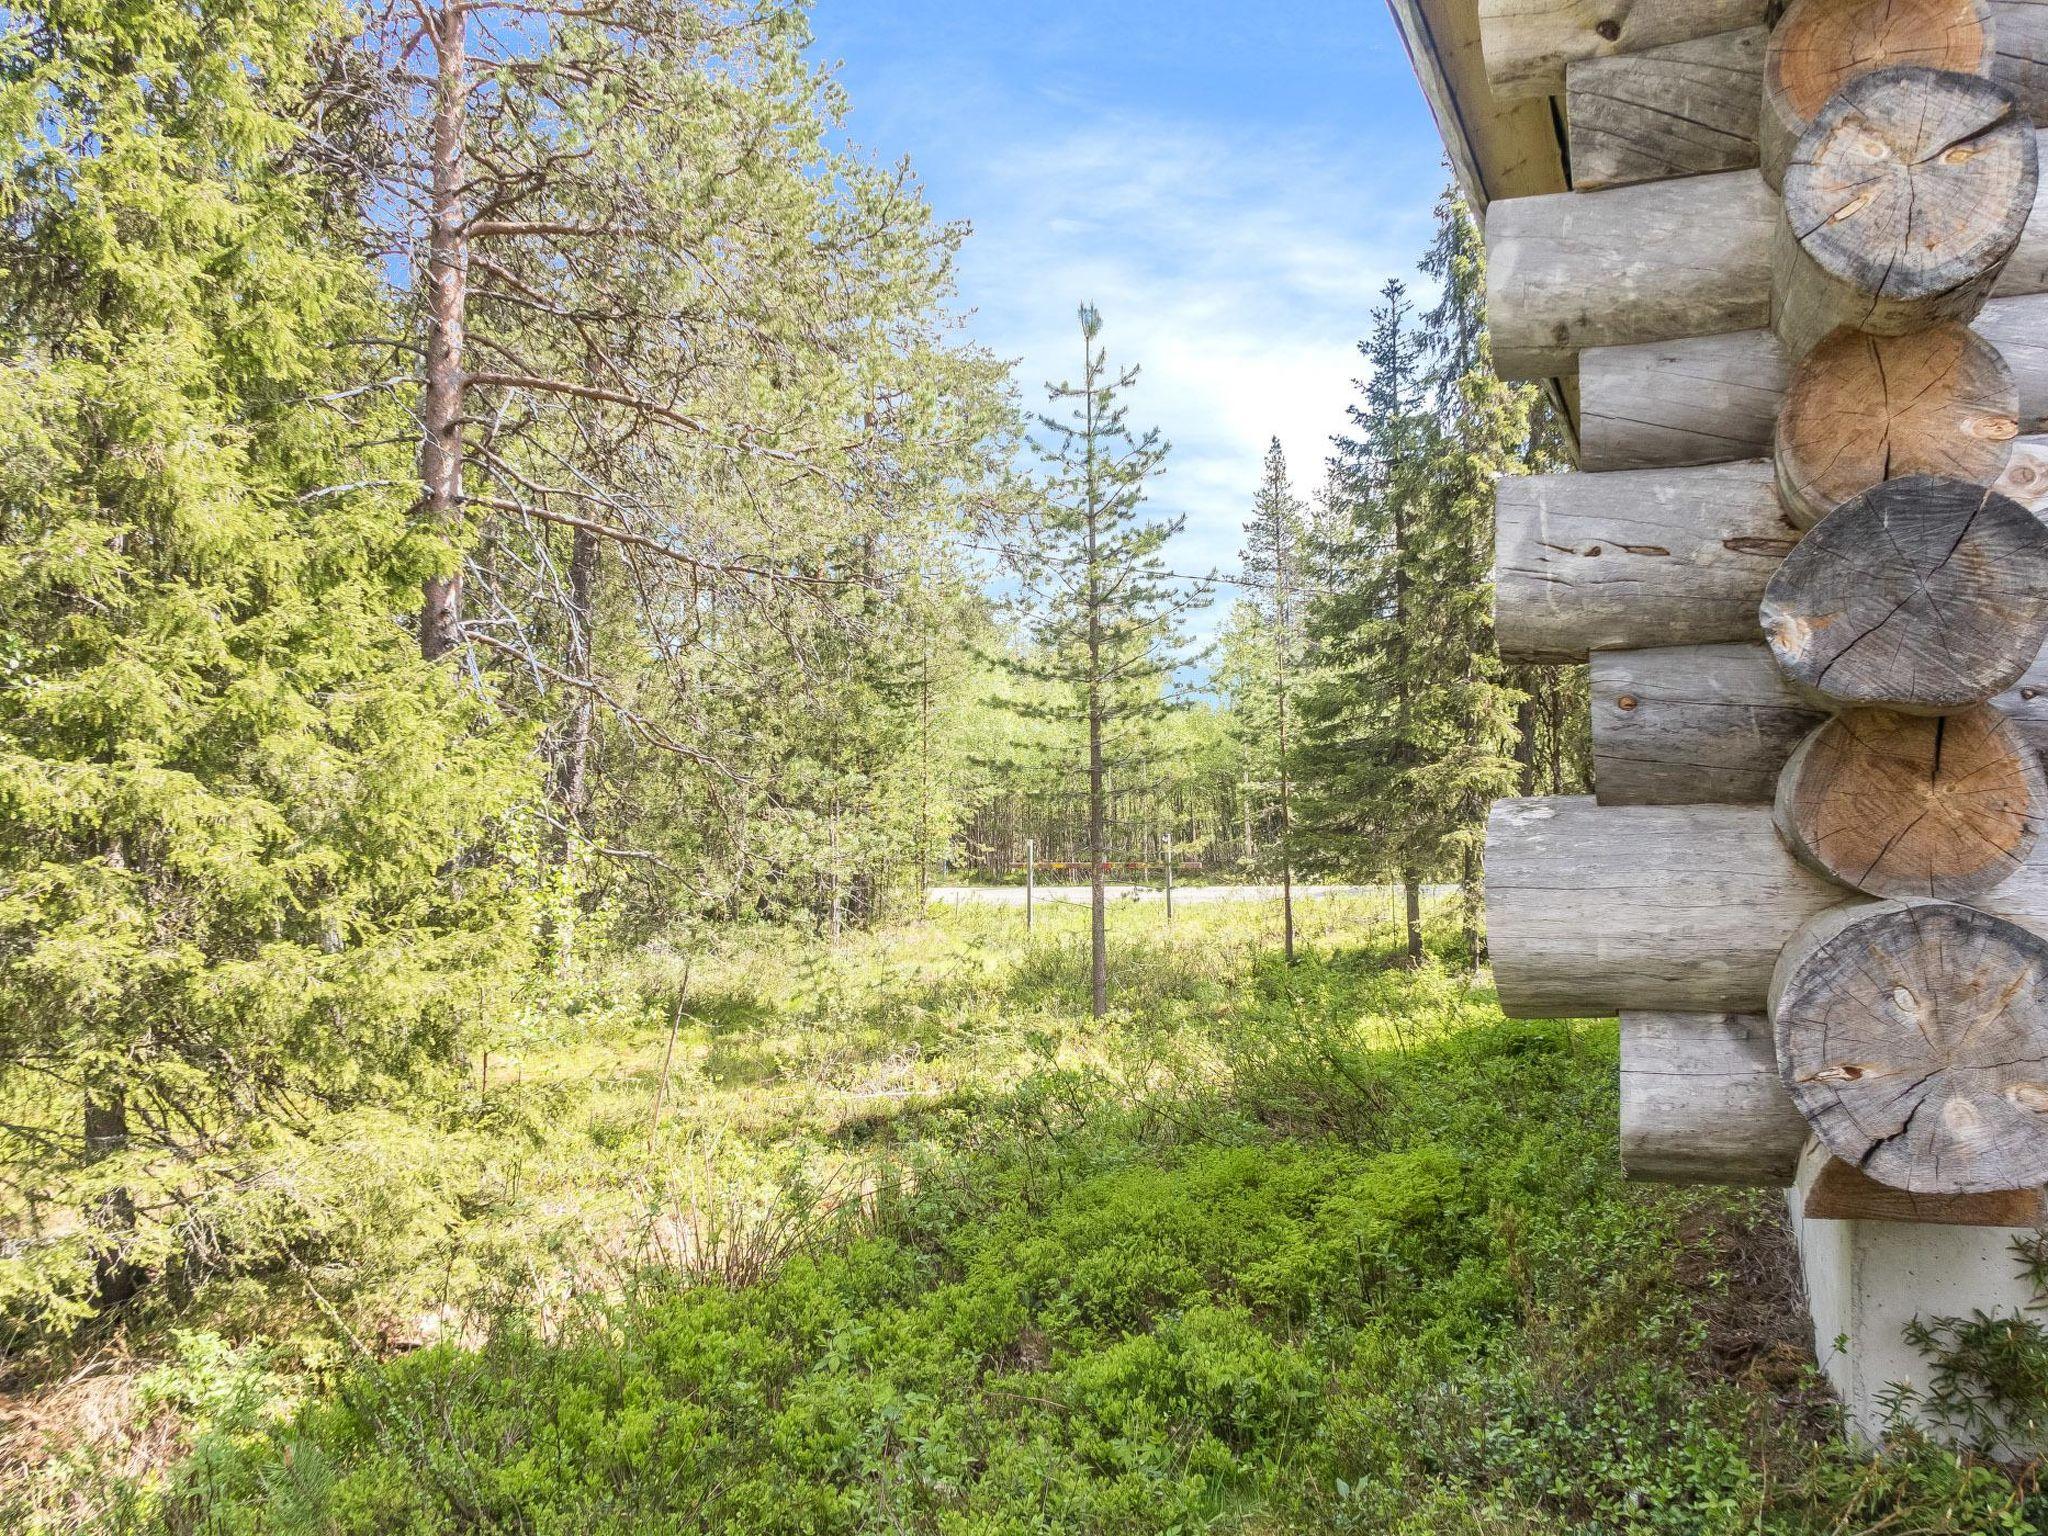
[[1772, 899, 2048, 1194], [1777, 65, 2036, 346]]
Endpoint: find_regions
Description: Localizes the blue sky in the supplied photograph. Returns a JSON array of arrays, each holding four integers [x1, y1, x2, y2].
[[813, 1, 1452, 626]]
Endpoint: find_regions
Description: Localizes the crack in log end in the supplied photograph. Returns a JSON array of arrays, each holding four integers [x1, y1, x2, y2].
[[1773, 898, 2048, 1193], [1760, 475, 2048, 712], [1777, 66, 2036, 349]]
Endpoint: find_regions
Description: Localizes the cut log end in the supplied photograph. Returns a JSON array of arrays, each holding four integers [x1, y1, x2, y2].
[[1774, 323, 2019, 527], [1774, 704, 2046, 898], [1762, 0, 1994, 190], [1776, 65, 2038, 350], [1773, 898, 2048, 1194], [1760, 474, 2048, 713]]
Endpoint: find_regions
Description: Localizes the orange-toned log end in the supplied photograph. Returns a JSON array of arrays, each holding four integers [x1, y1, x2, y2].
[[1771, 899, 2048, 1194], [1762, 0, 1993, 190], [1774, 323, 2018, 528], [1774, 65, 2037, 352], [1760, 475, 2048, 713], [1802, 1154, 2048, 1224], [1774, 704, 2045, 898]]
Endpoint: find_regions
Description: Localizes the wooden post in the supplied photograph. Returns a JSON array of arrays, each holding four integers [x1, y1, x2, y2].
[[1025, 837, 1035, 934], [1162, 833, 1174, 931]]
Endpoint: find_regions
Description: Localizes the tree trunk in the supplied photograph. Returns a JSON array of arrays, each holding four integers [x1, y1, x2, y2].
[[1761, 475, 2048, 712], [1771, 897, 2048, 1194], [1511, 689, 1539, 795], [1773, 66, 2037, 352], [552, 522, 598, 825], [1761, 0, 1994, 190], [1774, 705, 2046, 898], [418, 1, 468, 660], [1775, 322, 2019, 527], [1402, 870, 1423, 966], [84, 1090, 142, 1307]]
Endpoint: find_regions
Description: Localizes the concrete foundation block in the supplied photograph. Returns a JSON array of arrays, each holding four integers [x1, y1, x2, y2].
[[1789, 1141, 2044, 1452]]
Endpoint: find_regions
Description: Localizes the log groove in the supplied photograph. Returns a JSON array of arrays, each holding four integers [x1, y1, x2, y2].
[[1774, 324, 2020, 528], [1771, 898, 2048, 1194], [1775, 66, 2039, 353], [1760, 475, 2048, 713], [1774, 705, 2046, 898]]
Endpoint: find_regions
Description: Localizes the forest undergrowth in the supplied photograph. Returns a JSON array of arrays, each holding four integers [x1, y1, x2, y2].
[[7, 897, 2044, 1534]]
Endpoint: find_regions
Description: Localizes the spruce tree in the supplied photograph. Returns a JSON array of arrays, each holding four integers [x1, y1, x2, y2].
[[1237, 439, 1310, 961], [0, 0, 532, 1328], [1298, 280, 1437, 962], [1009, 306, 1205, 1017], [1413, 187, 1534, 970]]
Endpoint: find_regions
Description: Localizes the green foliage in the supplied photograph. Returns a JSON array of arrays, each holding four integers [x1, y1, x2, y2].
[[0, 0, 537, 1343], [1296, 189, 1585, 941], [89, 911, 2040, 1536]]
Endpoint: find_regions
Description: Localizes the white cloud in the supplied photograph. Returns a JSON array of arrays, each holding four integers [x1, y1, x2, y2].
[[946, 109, 1445, 634]]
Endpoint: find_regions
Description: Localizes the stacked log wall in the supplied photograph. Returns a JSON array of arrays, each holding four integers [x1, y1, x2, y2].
[[1477, 1, 2048, 1216]]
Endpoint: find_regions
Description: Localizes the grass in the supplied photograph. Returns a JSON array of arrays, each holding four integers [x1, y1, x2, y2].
[[5, 896, 2045, 1533]]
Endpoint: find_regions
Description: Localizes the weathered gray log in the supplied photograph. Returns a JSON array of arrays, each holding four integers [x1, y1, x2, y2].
[[1761, 0, 1996, 191], [1592, 644, 1828, 805], [1774, 324, 2020, 527], [1477, 0, 1771, 100], [1760, 475, 2048, 713], [1580, 291, 2048, 472], [1771, 898, 2048, 1195], [1774, 67, 2039, 355], [1591, 642, 2048, 804], [1620, 1011, 1810, 1184], [1495, 459, 1792, 664], [1567, 28, 1765, 192], [1486, 170, 1776, 380], [1487, 798, 1848, 1016], [1486, 796, 2048, 1017], [1994, 1, 2048, 122], [1489, 137, 2048, 381], [1802, 1148, 2048, 1222], [1774, 705, 2047, 897]]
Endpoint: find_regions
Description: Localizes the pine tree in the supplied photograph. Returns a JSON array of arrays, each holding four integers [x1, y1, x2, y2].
[[1008, 306, 1206, 1017], [1237, 439, 1310, 961], [0, 0, 532, 1329]]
